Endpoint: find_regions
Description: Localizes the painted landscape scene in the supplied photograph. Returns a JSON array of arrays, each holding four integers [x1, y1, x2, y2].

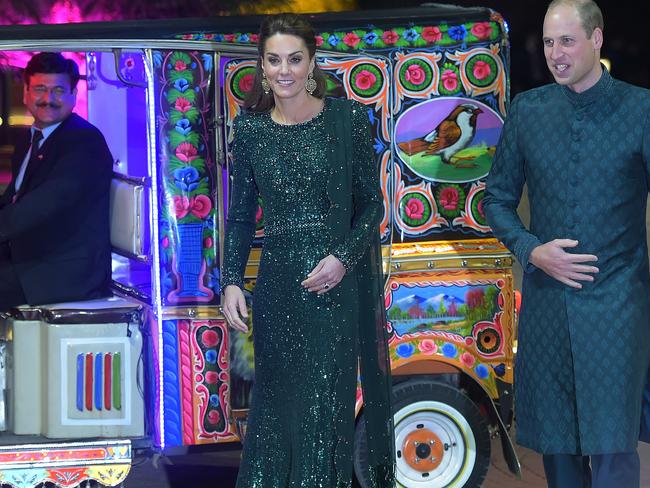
[[388, 283, 499, 337]]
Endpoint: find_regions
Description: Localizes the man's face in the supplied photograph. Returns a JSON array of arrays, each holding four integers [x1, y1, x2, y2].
[[23, 73, 76, 128], [542, 4, 603, 93]]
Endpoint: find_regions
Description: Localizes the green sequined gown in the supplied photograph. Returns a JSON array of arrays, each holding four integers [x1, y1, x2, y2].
[[222, 98, 383, 487]]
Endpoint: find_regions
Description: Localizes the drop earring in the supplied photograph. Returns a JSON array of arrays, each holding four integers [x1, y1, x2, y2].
[[261, 72, 271, 95], [305, 71, 317, 95]]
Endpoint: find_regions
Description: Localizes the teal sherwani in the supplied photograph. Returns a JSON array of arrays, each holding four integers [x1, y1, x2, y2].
[[484, 68, 650, 455]]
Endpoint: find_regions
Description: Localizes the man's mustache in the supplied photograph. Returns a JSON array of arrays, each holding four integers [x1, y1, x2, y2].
[[36, 102, 61, 109]]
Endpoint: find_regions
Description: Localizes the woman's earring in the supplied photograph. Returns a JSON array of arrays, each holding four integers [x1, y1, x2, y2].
[[261, 72, 271, 95], [305, 71, 317, 95]]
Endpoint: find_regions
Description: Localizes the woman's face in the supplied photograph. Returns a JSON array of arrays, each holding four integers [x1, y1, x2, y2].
[[262, 33, 315, 101]]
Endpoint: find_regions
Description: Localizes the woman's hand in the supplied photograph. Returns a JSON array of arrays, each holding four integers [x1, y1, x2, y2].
[[222, 285, 249, 332], [301, 254, 346, 294]]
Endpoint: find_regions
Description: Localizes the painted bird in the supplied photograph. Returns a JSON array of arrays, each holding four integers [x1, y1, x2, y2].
[[398, 103, 483, 164]]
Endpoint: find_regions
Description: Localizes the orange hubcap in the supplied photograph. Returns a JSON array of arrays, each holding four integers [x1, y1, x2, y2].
[[402, 428, 444, 472]]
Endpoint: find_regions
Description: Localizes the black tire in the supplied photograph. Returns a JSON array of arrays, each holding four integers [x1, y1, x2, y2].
[[354, 379, 490, 488]]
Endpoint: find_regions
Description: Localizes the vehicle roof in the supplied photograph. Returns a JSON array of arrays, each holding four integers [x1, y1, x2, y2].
[[0, 6, 497, 41]]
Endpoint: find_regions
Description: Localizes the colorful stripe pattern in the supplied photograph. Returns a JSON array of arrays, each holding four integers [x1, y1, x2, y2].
[[76, 352, 122, 412]]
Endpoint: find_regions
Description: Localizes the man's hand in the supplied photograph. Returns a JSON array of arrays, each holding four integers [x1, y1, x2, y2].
[[302, 255, 346, 294], [222, 285, 249, 332], [529, 239, 599, 289]]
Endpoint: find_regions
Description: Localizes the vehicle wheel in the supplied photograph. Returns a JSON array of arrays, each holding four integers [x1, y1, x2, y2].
[[354, 379, 490, 488]]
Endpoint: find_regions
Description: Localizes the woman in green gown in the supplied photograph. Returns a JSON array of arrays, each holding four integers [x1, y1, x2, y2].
[[221, 13, 394, 488]]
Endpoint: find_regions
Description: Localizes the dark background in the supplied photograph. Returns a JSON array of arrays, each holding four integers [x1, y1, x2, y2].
[[357, 0, 650, 96]]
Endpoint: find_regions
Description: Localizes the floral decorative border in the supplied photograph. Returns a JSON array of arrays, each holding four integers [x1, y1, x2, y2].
[[154, 50, 220, 305], [177, 21, 501, 52]]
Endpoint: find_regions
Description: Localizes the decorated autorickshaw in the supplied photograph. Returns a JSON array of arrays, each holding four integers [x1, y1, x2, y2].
[[0, 5, 520, 487]]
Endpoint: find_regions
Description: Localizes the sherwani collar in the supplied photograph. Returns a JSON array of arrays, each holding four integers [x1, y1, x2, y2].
[[561, 64, 613, 107]]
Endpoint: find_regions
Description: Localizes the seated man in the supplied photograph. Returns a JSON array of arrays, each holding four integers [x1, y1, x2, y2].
[[0, 52, 113, 309]]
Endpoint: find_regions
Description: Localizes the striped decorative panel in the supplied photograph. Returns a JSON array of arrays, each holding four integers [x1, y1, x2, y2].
[[76, 352, 122, 412]]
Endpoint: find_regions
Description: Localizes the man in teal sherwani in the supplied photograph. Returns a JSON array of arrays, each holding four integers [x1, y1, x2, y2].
[[484, 0, 650, 486]]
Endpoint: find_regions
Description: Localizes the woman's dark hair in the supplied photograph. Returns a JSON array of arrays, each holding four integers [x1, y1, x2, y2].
[[244, 13, 327, 113], [24, 52, 80, 91]]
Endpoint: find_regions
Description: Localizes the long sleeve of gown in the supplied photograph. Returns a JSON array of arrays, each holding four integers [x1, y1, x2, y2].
[[330, 103, 383, 272], [221, 117, 258, 290], [483, 96, 542, 272]]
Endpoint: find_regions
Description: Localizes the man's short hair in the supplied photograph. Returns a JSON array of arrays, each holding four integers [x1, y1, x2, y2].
[[24, 52, 80, 91], [547, 0, 604, 38]]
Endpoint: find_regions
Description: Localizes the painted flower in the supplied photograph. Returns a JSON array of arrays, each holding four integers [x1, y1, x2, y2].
[[213, 34, 224, 42], [461, 352, 476, 367], [328, 34, 340, 47], [344, 32, 361, 48], [172, 195, 191, 219], [402, 28, 419, 42], [174, 59, 187, 71], [204, 236, 213, 249], [207, 268, 221, 294], [190, 195, 212, 219], [363, 32, 378, 45], [448, 25, 467, 41], [173, 79, 190, 92], [235, 73, 254, 94], [473, 60, 491, 80], [422, 26, 442, 43], [442, 343, 457, 358], [396, 343, 415, 358], [477, 198, 485, 218], [175, 141, 198, 163], [405, 64, 426, 86], [153, 51, 163, 69], [208, 409, 221, 425], [471, 22, 493, 39], [205, 371, 219, 385], [202, 329, 219, 348], [238, 34, 249, 43], [162, 236, 170, 249], [255, 205, 264, 224], [418, 339, 437, 355], [441, 69, 459, 91], [173, 167, 200, 192], [382, 30, 399, 45], [355, 69, 377, 91], [175, 119, 192, 136], [174, 97, 192, 113], [209, 393, 220, 407], [404, 197, 424, 220], [201, 53, 213, 71], [315, 35, 323, 47], [250, 34, 259, 43], [440, 186, 460, 211], [224, 34, 236, 42], [475, 364, 489, 379], [492, 363, 506, 377], [206, 349, 217, 364]]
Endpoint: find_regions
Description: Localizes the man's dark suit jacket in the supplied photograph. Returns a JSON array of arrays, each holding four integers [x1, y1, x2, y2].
[[0, 113, 113, 306]]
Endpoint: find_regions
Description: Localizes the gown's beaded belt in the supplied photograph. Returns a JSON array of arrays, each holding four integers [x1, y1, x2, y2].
[[264, 220, 327, 237]]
